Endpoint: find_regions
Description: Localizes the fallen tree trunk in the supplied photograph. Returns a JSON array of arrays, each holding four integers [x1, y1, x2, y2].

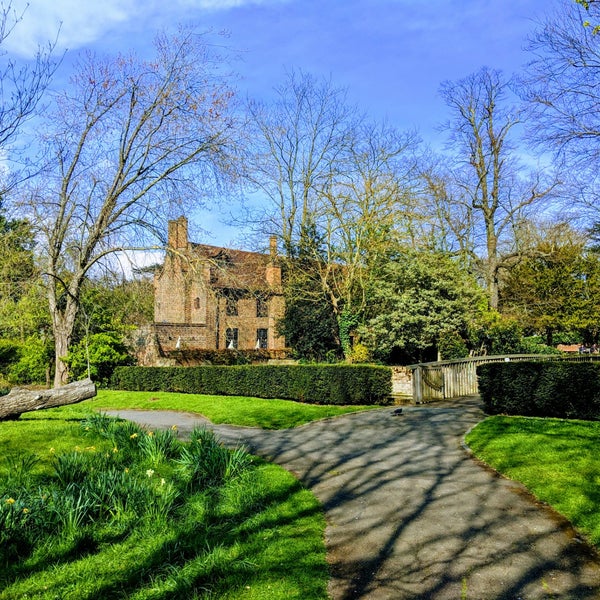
[[0, 378, 97, 420]]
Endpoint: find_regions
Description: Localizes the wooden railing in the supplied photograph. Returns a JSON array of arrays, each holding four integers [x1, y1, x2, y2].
[[407, 354, 600, 403]]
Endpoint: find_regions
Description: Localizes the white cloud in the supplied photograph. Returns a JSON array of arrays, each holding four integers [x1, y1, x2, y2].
[[2, 0, 141, 57], [113, 250, 164, 280], [2, 0, 290, 58]]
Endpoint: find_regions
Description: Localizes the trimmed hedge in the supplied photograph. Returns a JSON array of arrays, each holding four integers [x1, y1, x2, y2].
[[164, 348, 276, 365], [477, 361, 600, 420], [110, 364, 393, 405]]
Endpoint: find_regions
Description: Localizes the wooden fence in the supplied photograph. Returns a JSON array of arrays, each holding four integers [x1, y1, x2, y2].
[[408, 354, 600, 403]]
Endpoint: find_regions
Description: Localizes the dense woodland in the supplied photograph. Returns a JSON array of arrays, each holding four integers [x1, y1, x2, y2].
[[1, 0, 600, 386]]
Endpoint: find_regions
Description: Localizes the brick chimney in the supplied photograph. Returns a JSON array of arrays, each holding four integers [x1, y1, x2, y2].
[[168, 216, 188, 250], [266, 235, 281, 287]]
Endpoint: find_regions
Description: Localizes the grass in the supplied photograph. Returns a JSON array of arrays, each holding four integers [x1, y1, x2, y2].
[[32, 389, 380, 430], [0, 389, 378, 596], [465, 415, 600, 547], [0, 414, 329, 599]]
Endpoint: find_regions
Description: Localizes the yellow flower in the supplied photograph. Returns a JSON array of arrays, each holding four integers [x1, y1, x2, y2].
[[86, 446, 96, 452], [5, 498, 15, 504], [171, 425, 178, 431], [49, 447, 55, 454], [147, 431, 154, 437], [22, 508, 29, 514], [124, 468, 129, 474], [146, 469, 155, 478], [113, 447, 119, 453], [130, 433, 138, 439]]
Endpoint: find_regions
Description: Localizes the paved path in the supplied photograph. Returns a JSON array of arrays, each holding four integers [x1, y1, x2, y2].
[[107, 397, 600, 599]]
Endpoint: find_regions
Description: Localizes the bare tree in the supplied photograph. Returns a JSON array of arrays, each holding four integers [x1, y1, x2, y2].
[[525, 0, 600, 218], [439, 67, 557, 310], [315, 121, 421, 318], [526, 0, 600, 167], [20, 28, 238, 387], [245, 72, 422, 355], [244, 70, 359, 257], [420, 158, 476, 261], [0, 2, 58, 192]]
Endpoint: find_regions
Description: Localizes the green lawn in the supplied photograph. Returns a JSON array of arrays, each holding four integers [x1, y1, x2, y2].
[[0, 390, 378, 597], [0, 413, 329, 599], [59, 389, 379, 429], [465, 415, 600, 547]]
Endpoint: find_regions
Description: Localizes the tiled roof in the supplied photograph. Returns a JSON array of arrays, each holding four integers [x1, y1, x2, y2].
[[190, 243, 274, 290]]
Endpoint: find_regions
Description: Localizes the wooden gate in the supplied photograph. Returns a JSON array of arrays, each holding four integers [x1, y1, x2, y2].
[[409, 354, 600, 403]]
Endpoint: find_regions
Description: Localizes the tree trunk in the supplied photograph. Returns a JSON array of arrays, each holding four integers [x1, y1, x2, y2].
[[50, 295, 79, 388], [0, 378, 96, 420], [54, 331, 71, 388]]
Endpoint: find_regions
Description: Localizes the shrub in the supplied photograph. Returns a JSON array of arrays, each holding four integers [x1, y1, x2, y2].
[[8, 336, 53, 384], [0, 339, 20, 376], [66, 332, 133, 384], [166, 348, 276, 365], [347, 342, 370, 364], [478, 319, 524, 354], [477, 361, 600, 420], [520, 335, 561, 355], [111, 364, 392, 405], [438, 330, 469, 360]]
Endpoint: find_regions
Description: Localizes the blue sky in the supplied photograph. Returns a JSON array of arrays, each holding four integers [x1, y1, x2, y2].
[[7, 0, 550, 139], [7, 0, 557, 247]]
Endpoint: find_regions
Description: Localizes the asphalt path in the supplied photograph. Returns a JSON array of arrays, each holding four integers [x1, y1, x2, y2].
[[107, 397, 600, 599]]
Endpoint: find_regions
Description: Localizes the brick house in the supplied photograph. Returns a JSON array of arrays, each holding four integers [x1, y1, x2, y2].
[[153, 216, 286, 356]]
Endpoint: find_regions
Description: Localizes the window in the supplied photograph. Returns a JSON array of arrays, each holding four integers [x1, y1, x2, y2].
[[256, 296, 268, 317], [226, 328, 238, 349], [256, 328, 268, 349], [194, 297, 200, 309], [226, 295, 238, 316]]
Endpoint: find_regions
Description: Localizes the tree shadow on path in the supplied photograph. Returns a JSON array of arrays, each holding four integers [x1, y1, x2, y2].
[[113, 398, 600, 600]]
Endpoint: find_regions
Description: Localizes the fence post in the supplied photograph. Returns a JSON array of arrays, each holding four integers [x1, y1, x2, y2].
[[413, 366, 423, 404]]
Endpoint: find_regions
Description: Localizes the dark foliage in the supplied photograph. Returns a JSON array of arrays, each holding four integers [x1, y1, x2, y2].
[[277, 294, 340, 362], [477, 361, 600, 420], [166, 348, 276, 365]]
